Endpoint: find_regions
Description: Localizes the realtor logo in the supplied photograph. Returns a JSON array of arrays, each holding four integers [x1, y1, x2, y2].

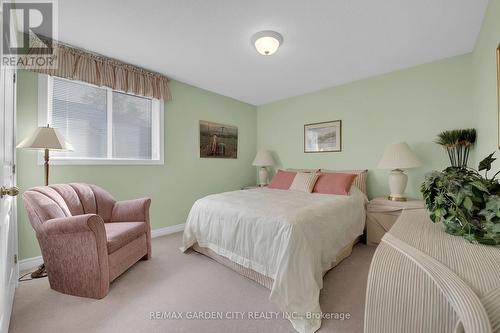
[[2, 0, 58, 68]]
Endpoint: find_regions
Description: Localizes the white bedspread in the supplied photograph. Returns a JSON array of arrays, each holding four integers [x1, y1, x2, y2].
[[181, 187, 367, 333]]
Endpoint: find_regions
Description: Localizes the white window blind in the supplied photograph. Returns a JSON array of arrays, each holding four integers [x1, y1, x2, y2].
[[112, 92, 152, 160], [52, 78, 108, 158], [40, 75, 164, 165]]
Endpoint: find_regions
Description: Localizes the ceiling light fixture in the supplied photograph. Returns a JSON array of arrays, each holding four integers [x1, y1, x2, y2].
[[251, 30, 283, 56]]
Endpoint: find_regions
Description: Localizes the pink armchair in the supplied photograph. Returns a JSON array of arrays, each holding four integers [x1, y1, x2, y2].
[[23, 183, 151, 299]]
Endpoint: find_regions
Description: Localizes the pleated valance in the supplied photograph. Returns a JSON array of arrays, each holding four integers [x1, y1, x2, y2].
[[25, 36, 171, 101]]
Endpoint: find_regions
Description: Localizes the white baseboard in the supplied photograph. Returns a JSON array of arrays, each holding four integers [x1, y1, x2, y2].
[[151, 223, 185, 238], [18, 223, 185, 271], [19, 256, 43, 272]]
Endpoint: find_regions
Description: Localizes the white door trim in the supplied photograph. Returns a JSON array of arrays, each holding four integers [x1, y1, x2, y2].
[[0, 68, 18, 333]]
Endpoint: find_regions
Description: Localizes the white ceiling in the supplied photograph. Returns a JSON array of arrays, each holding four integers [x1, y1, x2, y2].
[[57, 0, 489, 105]]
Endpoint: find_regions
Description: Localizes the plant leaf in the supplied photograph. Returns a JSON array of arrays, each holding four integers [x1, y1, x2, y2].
[[478, 152, 496, 172], [463, 196, 473, 211], [470, 180, 490, 193]]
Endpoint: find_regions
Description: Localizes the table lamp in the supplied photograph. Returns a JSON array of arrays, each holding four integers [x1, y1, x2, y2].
[[17, 125, 73, 186], [252, 150, 275, 186], [377, 142, 422, 201]]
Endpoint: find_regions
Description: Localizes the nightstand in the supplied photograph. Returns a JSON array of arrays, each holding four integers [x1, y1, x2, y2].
[[366, 197, 425, 246], [241, 185, 267, 190]]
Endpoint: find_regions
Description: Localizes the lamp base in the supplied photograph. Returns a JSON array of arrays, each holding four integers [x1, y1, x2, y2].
[[30, 263, 47, 279], [44, 148, 50, 186], [258, 167, 269, 186], [388, 169, 408, 202], [388, 196, 407, 202]]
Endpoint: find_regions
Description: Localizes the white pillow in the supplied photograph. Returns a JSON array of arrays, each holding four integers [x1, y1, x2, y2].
[[289, 172, 319, 193]]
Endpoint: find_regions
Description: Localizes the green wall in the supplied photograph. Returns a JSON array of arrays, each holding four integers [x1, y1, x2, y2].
[[257, 55, 474, 199], [255, 0, 500, 199], [16, 70, 257, 260], [473, 0, 500, 171]]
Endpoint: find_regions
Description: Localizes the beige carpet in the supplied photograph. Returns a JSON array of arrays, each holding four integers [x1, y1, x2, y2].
[[9, 232, 375, 333]]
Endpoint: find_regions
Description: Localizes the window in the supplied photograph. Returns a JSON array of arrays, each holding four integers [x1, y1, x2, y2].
[[38, 75, 163, 164]]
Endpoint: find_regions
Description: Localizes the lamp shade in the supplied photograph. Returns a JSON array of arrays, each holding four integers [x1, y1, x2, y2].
[[17, 126, 73, 151], [377, 142, 422, 170], [252, 150, 275, 167]]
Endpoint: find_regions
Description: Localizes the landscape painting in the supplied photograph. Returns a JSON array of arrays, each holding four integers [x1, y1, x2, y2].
[[304, 120, 342, 153], [199, 120, 238, 158]]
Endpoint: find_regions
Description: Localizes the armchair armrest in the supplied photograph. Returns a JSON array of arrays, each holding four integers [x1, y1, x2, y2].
[[38, 213, 110, 299], [42, 214, 105, 236], [111, 198, 151, 222]]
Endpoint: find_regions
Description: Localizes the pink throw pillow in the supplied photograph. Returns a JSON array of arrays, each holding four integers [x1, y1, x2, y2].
[[268, 170, 297, 190], [313, 172, 357, 195]]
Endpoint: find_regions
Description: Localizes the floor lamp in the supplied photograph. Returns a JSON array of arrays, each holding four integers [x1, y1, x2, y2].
[[17, 125, 73, 278]]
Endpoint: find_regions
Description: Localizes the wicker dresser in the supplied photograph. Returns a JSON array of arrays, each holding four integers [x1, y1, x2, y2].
[[365, 209, 500, 333]]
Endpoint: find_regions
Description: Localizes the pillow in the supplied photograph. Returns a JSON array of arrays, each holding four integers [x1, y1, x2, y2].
[[313, 172, 358, 195], [289, 172, 320, 193], [268, 170, 297, 190], [320, 169, 368, 195]]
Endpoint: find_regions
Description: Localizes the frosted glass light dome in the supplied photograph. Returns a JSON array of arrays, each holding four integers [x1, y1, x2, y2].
[[251, 31, 283, 56]]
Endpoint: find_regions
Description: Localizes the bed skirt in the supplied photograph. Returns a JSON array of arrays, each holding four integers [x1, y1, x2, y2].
[[192, 237, 359, 290]]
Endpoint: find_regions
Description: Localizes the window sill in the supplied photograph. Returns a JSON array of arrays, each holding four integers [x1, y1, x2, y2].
[[37, 157, 164, 166]]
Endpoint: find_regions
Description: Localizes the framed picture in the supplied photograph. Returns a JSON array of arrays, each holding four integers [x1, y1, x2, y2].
[[304, 120, 342, 153], [497, 44, 500, 149], [199, 120, 238, 158]]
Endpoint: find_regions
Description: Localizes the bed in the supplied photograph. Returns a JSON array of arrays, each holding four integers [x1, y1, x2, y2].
[[181, 182, 367, 333]]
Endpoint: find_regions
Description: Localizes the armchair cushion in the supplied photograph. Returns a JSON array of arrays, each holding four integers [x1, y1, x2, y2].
[[23, 190, 68, 226], [50, 184, 84, 216], [89, 184, 116, 222], [69, 183, 97, 215], [105, 222, 147, 254]]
